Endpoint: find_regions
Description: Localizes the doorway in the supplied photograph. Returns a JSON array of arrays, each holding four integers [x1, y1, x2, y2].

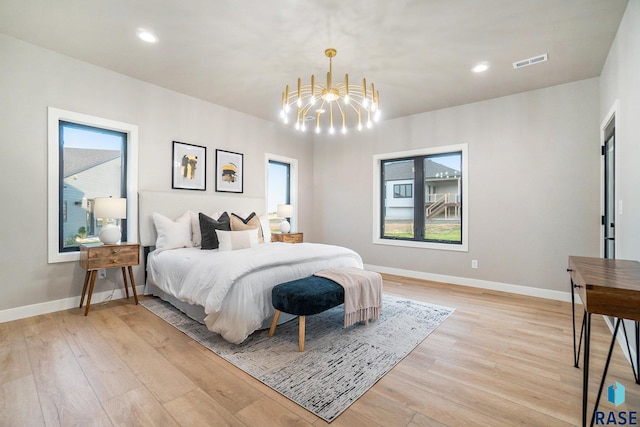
[[603, 116, 615, 259]]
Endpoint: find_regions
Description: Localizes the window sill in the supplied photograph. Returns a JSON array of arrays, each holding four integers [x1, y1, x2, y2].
[[48, 251, 80, 264], [373, 237, 468, 252]]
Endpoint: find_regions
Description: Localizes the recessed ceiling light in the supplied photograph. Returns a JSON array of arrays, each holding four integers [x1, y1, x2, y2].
[[472, 62, 489, 73], [137, 29, 158, 43]]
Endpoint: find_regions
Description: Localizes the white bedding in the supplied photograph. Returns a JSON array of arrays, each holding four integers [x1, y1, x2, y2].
[[146, 242, 363, 343]]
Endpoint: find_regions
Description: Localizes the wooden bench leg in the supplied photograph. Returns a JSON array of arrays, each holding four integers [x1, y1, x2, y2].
[[299, 315, 306, 352], [268, 310, 281, 337]]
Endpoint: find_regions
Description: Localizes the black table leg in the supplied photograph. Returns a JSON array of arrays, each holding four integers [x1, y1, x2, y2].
[[570, 279, 584, 368], [636, 322, 640, 385], [589, 318, 622, 426], [571, 277, 585, 368], [583, 311, 591, 427]]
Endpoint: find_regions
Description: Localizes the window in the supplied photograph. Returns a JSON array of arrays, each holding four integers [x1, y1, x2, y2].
[[393, 183, 413, 198], [48, 108, 138, 263], [59, 121, 127, 251], [373, 144, 468, 251], [265, 154, 298, 233], [268, 160, 291, 232]]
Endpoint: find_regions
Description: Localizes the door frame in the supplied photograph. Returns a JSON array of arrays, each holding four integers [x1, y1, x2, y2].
[[600, 100, 619, 258]]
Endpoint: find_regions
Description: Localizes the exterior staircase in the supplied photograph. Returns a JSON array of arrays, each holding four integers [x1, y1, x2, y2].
[[426, 194, 461, 219]]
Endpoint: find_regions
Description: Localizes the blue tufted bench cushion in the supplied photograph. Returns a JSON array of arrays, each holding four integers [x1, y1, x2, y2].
[[271, 276, 344, 316], [268, 275, 345, 351]]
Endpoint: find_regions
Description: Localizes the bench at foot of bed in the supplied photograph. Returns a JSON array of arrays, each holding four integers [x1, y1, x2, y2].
[[268, 276, 344, 352]]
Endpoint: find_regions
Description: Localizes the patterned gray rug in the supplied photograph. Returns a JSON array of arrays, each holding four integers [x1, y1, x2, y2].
[[140, 294, 454, 422]]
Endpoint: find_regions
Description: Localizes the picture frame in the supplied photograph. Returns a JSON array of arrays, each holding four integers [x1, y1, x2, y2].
[[215, 149, 243, 193], [172, 141, 206, 191]]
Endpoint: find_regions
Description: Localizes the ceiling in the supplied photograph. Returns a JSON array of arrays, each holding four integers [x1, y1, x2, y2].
[[0, 0, 629, 127]]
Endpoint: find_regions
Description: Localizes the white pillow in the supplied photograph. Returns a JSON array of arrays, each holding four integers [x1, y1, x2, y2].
[[215, 228, 259, 251], [190, 210, 225, 246], [153, 211, 193, 250], [259, 214, 272, 243]]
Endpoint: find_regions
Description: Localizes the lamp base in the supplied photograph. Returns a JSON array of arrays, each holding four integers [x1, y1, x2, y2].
[[278, 220, 291, 234], [99, 224, 122, 245]]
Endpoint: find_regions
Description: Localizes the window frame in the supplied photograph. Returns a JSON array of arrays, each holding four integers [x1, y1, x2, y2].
[[268, 159, 291, 204], [372, 144, 468, 252], [58, 120, 128, 252], [265, 153, 298, 232], [48, 107, 139, 263]]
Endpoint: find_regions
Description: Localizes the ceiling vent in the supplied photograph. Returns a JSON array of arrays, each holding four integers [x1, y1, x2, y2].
[[513, 53, 548, 69]]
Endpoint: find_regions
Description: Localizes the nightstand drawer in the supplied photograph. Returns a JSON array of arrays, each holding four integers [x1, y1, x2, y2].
[[272, 232, 303, 243], [80, 244, 139, 270]]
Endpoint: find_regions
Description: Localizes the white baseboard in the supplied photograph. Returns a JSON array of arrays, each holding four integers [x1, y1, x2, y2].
[[0, 266, 577, 323], [0, 285, 144, 323], [364, 264, 575, 303]]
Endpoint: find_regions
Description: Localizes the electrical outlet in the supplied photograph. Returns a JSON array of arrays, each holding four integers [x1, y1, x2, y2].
[[98, 269, 106, 279], [471, 260, 478, 269]]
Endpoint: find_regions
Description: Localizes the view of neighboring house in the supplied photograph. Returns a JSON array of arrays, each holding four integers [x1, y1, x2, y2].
[[63, 148, 121, 245], [383, 158, 461, 221]]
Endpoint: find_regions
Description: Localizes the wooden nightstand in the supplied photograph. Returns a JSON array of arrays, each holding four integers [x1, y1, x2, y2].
[[79, 242, 140, 315], [271, 232, 303, 243]]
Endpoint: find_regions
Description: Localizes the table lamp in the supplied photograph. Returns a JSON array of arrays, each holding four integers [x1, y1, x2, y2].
[[94, 197, 127, 244], [277, 204, 293, 233]]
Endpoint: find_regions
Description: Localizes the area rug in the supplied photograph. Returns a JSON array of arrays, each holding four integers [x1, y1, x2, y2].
[[140, 294, 454, 422]]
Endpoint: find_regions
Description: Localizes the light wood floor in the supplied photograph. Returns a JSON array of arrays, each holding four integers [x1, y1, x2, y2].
[[2, 274, 639, 426]]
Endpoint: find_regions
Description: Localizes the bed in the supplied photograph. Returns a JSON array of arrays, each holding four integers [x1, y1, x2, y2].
[[139, 191, 363, 344]]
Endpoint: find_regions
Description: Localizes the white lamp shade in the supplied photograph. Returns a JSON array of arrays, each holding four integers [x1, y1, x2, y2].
[[94, 197, 127, 219], [277, 204, 293, 218]]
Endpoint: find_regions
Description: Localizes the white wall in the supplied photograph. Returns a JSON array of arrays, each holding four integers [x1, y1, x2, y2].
[[313, 78, 601, 295], [599, 0, 640, 363], [0, 34, 313, 312], [600, 0, 640, 261]]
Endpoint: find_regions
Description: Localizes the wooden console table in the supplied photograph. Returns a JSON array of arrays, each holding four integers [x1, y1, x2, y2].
[[568, 256, 640, 427]]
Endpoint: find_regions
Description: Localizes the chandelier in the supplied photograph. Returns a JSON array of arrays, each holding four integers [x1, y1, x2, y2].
[[280, 48, 381, 134]]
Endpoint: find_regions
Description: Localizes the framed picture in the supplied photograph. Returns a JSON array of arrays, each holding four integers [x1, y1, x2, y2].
[[215, 149, 243, 193], [172, 141, 206, 190]]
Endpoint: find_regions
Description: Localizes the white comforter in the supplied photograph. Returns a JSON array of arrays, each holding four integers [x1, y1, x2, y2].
[[146, 242, 363, 343]]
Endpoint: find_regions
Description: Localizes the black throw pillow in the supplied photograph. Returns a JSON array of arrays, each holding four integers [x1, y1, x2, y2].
[[199, 212, 231, 250]]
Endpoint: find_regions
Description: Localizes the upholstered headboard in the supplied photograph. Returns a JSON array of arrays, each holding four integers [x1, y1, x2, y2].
[[138, 191, 266, 247]]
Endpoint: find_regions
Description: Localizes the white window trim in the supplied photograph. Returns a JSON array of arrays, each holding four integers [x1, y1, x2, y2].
[[372, 143, 469, 252], [47, 107, 139, 263], [265, 153, 298, 231]]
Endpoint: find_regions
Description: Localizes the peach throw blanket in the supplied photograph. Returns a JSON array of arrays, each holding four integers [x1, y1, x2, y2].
[[314, 267, 383, 327]]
